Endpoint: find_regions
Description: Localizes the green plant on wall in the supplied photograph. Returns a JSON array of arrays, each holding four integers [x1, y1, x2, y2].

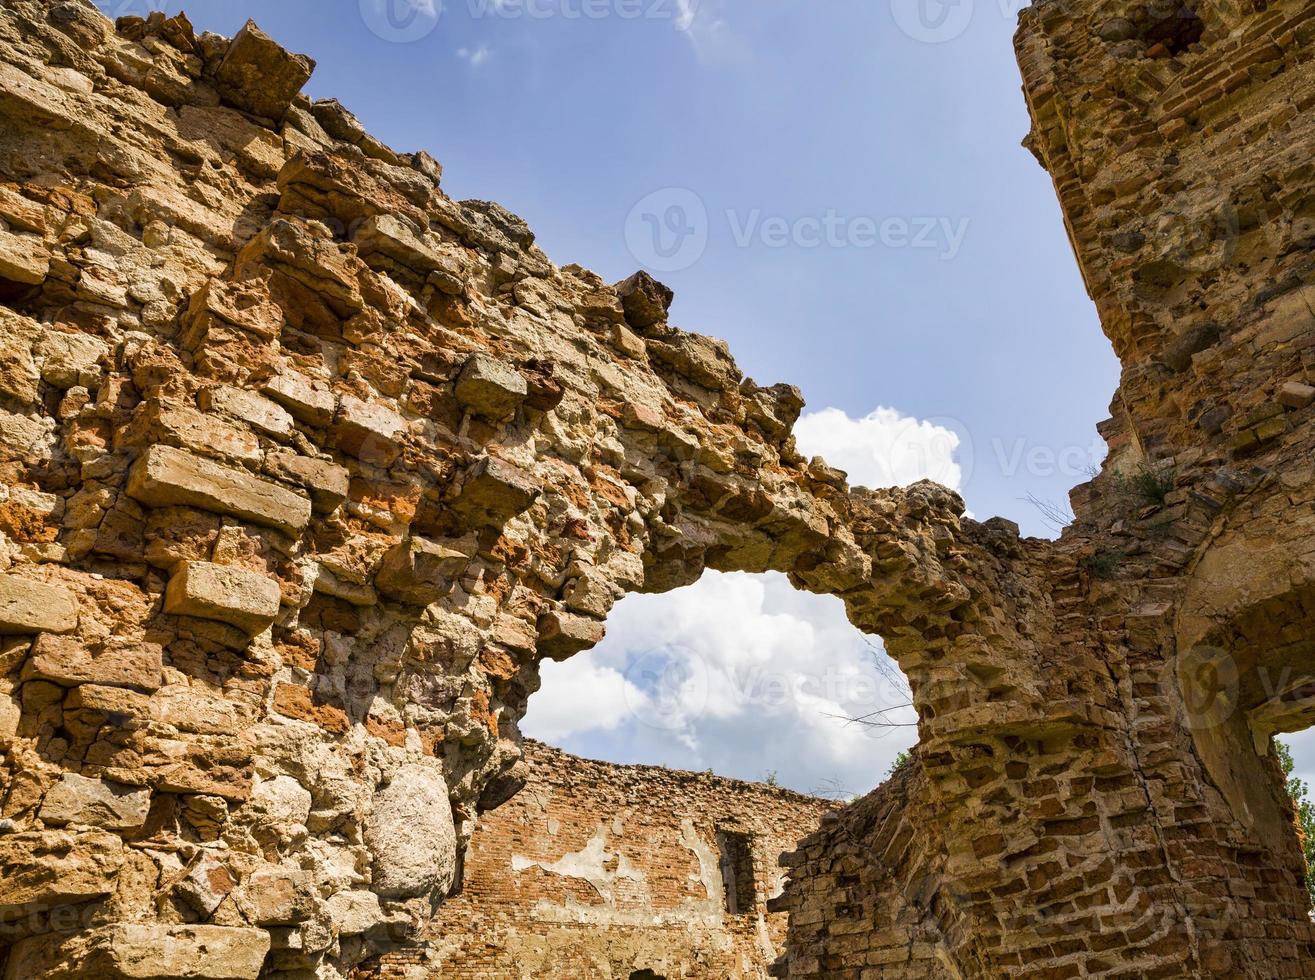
[[1112, 465, 1176, 508], [1277, 740, 1315, 907]]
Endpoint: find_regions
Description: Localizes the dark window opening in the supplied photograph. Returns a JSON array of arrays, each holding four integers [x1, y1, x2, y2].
[[630, 972, 666, 980], [716, 828, 756, 915], [1142, 3, 1205, 57]]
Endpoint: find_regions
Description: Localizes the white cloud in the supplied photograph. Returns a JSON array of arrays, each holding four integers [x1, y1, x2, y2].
[[522, 571, 917, 796], [457, 44, 492, 66], [524, 656, 647, 742], [793, 406, 964, 492]]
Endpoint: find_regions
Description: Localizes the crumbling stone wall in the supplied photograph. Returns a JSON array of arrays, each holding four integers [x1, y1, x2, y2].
[[773, 0, 1315, 977], [0, 4, 994, 978], [0, 0, 1313, 977], [422, 740, 830, 978]]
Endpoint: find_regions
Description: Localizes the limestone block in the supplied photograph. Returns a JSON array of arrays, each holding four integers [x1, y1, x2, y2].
[[233, 866, 314, 925], [0, 829, 124, 917], [0, 185, 45, 234], [621, 400, 664, 432], [265, 453, 349, 512], [0, 575, 77, 634], [324, 889, 386, 936], [364, 763, 458, 899], [0, 227, 49, 284], [12, 924, 272, 979], [375, 537, 469, 605], [175, 855, 236, 916], [261, 371, 335, 427], [125, 402, 261, 467], [215, 20, 314, 123], [200, 385, 295, 438], [1279, 381, 1315, 410], [183, 279, 284, 346], [39, 774, 152, 831], [25, 635, 163, 692], [0, 307, 40, 403], [127, 445, 311, 536], [455, 354, 527, 421], [332, 395, 404, 466], [34, 330, 109, 390], [450, 456, 539, 525], [352, 213, 445, 275], [0, 410, 55, 462], [646, 332, 742, 390], [537, 609, 606, 660], [164, 561, 281, 635]]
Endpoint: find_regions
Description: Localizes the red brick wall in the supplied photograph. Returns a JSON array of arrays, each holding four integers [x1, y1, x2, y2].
[[426, 741, 832, 978]]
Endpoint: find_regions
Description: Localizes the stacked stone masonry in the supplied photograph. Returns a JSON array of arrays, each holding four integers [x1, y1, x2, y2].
[[0, 0, 1312, 977]]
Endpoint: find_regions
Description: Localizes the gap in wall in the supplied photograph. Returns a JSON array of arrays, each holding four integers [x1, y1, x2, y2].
[[521, 570, 918, 799]]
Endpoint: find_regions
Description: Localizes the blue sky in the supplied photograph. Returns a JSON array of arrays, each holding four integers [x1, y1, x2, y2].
[[105, 0, 1131, 793]]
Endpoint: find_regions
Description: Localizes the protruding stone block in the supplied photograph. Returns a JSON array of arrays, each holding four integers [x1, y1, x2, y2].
[[536, 609, 606, 660], [39, 774, 152, 832], [123, 401, 262, 467], [353, 213, 446, 277], [375, 537, 469, 605], [455, 354, 527, 421], [261, 371, 335, 427], [0, 228, 48, 285], [613, 271, 673, 332], [450, 456, 539, 526], [127, 444, 311, 536], [215, 20, 314, 123], [1279, 381, 1315, 410], [25, 635, 162, 692], [0, 575, 77, 634], [200, 385, 295, 438], [233, 867, 314, 926], [332, 395, 405, 467], [265, 453, 350, 513], [165, 561, 281, 635], [0, 829, 124, 917]]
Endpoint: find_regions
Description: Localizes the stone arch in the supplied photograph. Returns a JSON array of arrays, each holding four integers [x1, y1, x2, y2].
[[1177, 525, 1315, 856]]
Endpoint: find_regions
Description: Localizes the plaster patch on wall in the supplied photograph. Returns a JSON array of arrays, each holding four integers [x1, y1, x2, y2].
[[513, 823, 646, 905], [680, 817, 724, 917]]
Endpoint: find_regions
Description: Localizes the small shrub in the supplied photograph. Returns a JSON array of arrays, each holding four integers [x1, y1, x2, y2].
[[1110, 464, 1175, 508], [1082, 550, 1124, 579]]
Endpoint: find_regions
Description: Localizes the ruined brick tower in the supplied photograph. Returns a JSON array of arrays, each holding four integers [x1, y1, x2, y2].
[[0, 0, 1313, 977]]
